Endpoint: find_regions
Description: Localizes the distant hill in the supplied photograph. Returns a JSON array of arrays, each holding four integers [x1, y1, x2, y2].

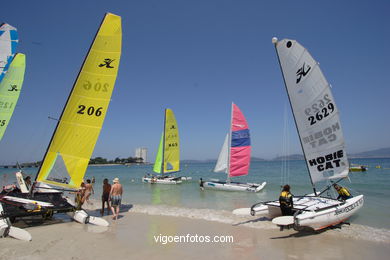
[[273, 154, 304, 161], [349, 148, 390, 158], [182, 159, 215, 163], [179, 148, 390, 163], [251, 157, 266, 161]]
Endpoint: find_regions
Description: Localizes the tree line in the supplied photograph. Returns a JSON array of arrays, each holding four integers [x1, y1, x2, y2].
[[89, 156, 144, 165]]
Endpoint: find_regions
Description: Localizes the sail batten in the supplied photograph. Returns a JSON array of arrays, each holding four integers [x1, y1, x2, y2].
[[36, 13, 122, 189], [275, 38, 349, 185]]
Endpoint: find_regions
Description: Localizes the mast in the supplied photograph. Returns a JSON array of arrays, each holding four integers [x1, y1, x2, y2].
[[226, 102, 233, 182], [35, 14, 108, 183], [272, 38, 317, 194], [160, 108, 167, 175]]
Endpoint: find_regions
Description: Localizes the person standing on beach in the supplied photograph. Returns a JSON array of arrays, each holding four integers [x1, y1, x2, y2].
[[75, 182, 86, 210], [84, 179, 94, 204], [279, 184, 294, 216], [101, 178, 111, 216], [109, 177, 123, 220]]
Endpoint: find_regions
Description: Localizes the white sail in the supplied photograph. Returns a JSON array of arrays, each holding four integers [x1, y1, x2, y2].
[[275, 38, 349, 183], [0, 23, 18, 82], [214, 134, 229, 173]]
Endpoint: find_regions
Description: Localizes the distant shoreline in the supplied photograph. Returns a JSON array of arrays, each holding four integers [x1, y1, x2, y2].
[[1, 157, 388, 169]]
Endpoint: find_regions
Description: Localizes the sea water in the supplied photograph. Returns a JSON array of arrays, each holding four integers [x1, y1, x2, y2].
[[2, 158, 390, 232]]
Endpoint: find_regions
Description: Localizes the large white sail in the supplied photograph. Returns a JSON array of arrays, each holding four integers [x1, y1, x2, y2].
[[274, 38, 349, 184], [214, 134, 229, 173]]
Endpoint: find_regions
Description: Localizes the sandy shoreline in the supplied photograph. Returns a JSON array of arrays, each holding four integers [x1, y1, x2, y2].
[[1, 203, 389, 260]]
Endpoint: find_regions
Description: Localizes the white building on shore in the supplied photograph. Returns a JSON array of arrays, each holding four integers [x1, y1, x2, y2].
[[135, 147, 147, 163]]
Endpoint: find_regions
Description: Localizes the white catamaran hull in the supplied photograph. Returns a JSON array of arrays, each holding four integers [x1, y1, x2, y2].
[[142, 176, 182, 184], [69, 210, 109, 227], [203, 181, 266, 192], [251, 195, 364, 230], [0, 203, 32, 241]]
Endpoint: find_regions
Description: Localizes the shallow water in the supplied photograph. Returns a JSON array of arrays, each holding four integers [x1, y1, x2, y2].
[[2, 158, 390, 232]]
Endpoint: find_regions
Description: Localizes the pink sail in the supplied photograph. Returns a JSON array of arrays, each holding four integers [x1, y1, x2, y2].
[[229, 103, 251, 177]]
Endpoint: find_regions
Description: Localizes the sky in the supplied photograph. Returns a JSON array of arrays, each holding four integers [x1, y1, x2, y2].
[[0, 0, 389, 164]]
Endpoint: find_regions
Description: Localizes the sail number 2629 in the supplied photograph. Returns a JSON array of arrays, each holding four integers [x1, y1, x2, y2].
[[305, 94, 335, 126], [77, 105, 103, 117]]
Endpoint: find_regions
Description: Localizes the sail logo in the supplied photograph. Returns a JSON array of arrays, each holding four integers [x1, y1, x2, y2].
[[296, 63, 311, 84], [302, 122, 340, 148], [233, 124, 245, 128], [334, 197, 363, 216], [308, 150, 344, 172], [99, 58, 115, 68], [8, 84, 18, 91]]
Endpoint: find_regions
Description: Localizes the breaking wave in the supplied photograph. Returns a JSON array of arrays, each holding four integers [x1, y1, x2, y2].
[[128, 203, 390, 243]]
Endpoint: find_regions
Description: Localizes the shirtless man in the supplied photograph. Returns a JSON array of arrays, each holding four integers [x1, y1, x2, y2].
[[84, 179, 94, 204], [101, 178, 111, 216], [109, 177, 123, 220]]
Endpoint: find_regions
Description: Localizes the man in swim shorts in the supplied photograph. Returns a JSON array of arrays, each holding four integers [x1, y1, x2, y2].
[[101, 178, 111, 216], [109, 177, 123, 220]]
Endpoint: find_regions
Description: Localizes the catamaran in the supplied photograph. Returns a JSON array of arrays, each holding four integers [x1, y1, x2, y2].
[[0, 53, 25, 141], [142, 108, 190, 184], [233, 38, 363, 231], [201, 103, 266, 192], [0, 13, 122, 241], [0, 23, 18, 83]]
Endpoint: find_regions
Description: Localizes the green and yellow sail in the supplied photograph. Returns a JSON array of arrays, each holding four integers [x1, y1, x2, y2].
[[153, 109, 180, 174], [0, 53, 25, 141], [36, 13, 122, 189]]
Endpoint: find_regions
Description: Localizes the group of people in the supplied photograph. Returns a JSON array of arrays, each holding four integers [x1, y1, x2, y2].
[[278, 183, 353, 216], [101, 177, 123, 220], [76, 177, 123, 220]]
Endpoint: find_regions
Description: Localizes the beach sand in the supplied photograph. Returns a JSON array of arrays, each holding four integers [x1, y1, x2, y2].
[[1, 203, 389, 260]]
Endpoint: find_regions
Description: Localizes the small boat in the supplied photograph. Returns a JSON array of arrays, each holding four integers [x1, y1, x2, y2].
[[142, 109, 190, 184], [0, 23, 18, 83], [0, 53, 26, 141], [201, 103, 266, 192], [349, 165, 367, 172], [234, 38, 363, 230], [0, 13, 122, 240]]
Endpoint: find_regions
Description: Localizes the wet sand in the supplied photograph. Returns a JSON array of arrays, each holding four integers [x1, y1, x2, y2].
[[1, 204, 389, 260]]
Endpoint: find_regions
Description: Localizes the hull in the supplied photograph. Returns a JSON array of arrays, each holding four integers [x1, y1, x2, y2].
[[349, 166, 367, 172], [0, 190, 75, 220], [178, 176, 192, 181], [142, 176, 182, 184], [252, 195, 364, 230], [202, 181, 266, 192]]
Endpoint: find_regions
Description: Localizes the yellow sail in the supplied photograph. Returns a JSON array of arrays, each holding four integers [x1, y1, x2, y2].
[[36, 13, 121, 189], [162, 108, 180, 173], [0, 53, 25, 141]]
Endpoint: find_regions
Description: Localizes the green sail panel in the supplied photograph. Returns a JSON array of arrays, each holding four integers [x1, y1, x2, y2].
[[153, 133, 164, 173], [0, 53, 25, 141]]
